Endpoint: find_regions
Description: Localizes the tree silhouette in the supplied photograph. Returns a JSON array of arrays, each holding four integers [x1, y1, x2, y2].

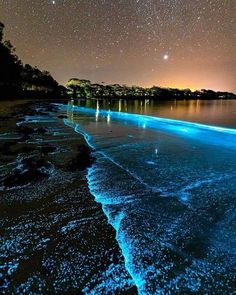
[[65, 78, 236, 100], [0, 22, 4, 42], [0, 21, 66, 100], [0, 24, 22, 96]]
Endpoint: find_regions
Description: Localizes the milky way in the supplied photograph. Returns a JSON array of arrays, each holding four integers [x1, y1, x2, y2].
[[0, 0, 235, 92]]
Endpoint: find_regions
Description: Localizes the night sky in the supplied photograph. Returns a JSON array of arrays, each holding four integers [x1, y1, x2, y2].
[[0, 0, 235, 92]]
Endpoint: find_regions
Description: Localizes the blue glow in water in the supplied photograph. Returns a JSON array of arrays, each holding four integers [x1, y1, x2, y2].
[[62, 104, 236, 294], [65, 104, 236, 134]]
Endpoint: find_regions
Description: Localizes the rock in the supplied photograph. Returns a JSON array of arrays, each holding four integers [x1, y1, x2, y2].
[[44, 105, 58, 113], [0, 142, 35, 156], [40, 145, 56, 155], [17, 126, 48, 141], [66, 145, 95, 172], [0, 142, 15, 155], [0, 277, 5, 287], [0, 115, 11, 121], [35, 127, 47, 135], [0, 157, 53, 189], [17, 126, 34, 136], [57, 115, 68, 119]]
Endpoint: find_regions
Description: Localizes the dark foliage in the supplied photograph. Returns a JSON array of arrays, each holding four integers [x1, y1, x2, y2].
[[66, 79, 236, 101], [0, 21, 67, 100]]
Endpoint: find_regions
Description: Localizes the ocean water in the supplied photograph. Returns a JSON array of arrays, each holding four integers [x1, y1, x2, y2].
[[61, 100, 236, 294]]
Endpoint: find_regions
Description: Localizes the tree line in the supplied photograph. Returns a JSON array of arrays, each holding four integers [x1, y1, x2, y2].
[[66, 78, 236, 101], [0, 22, 66, 100]]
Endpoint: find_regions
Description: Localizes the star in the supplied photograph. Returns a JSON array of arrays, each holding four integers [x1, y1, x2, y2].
[[0, 0, 234, 93]]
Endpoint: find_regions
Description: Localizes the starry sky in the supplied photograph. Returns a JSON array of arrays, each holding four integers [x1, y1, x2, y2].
[[0, 0, 235, 92]]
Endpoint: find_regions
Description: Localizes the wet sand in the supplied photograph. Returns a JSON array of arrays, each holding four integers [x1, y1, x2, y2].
[[0, 100, 136, 294]]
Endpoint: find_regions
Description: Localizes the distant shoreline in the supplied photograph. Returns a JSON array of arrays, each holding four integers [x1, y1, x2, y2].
[[1, 96, 236, 103], [72, 95, 236, 101], [66, 78, 236, 101]]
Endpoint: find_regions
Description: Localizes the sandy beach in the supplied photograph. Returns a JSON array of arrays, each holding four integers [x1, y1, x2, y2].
[[0, 100, 136, 294]]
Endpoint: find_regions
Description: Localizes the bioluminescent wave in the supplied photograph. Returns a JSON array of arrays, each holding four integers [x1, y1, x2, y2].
[[61, 103, 236, 294]]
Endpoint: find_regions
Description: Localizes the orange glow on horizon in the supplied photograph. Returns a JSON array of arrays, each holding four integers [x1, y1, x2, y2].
[[150, 83, 197, 91], [145, 78, 234, 93]]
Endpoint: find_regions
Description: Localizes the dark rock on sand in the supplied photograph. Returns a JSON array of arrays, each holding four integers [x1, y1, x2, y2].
[[39, 145, 56, 156], [0, 157, 53, 189], [66, 144, 95, 171], [35, 127, 48, 134], [0, 142, 35, 156], [0, 276, 7, 289], [16, 125, 48, 141], [17, 126, 48, 135], [44, 104, 59, 113], [0, 142, 16, 155], [0, 115, 11, 121], [57, 115, 68, 119]]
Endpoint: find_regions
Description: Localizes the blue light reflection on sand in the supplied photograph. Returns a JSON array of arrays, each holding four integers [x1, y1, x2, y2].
[[61, 104, 236, 294]]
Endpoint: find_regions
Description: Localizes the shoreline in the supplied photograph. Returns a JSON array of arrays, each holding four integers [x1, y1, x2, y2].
[[61, 99, 236, 294], [0, 99, 137, 294]]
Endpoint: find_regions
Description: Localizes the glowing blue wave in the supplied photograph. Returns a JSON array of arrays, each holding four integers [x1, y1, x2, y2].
[[61, 104, 236, 294], [67, 105, 236, 135], [63, 119, 146, 291]]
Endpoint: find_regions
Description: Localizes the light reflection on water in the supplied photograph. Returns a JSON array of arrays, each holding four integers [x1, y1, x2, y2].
[[73, 98, 236, 128], [63, 99, 236, 294]]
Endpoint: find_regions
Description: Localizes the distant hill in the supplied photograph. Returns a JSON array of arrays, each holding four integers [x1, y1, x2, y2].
[[0, 22, 67, 100], [66, 78, 236, 101]]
